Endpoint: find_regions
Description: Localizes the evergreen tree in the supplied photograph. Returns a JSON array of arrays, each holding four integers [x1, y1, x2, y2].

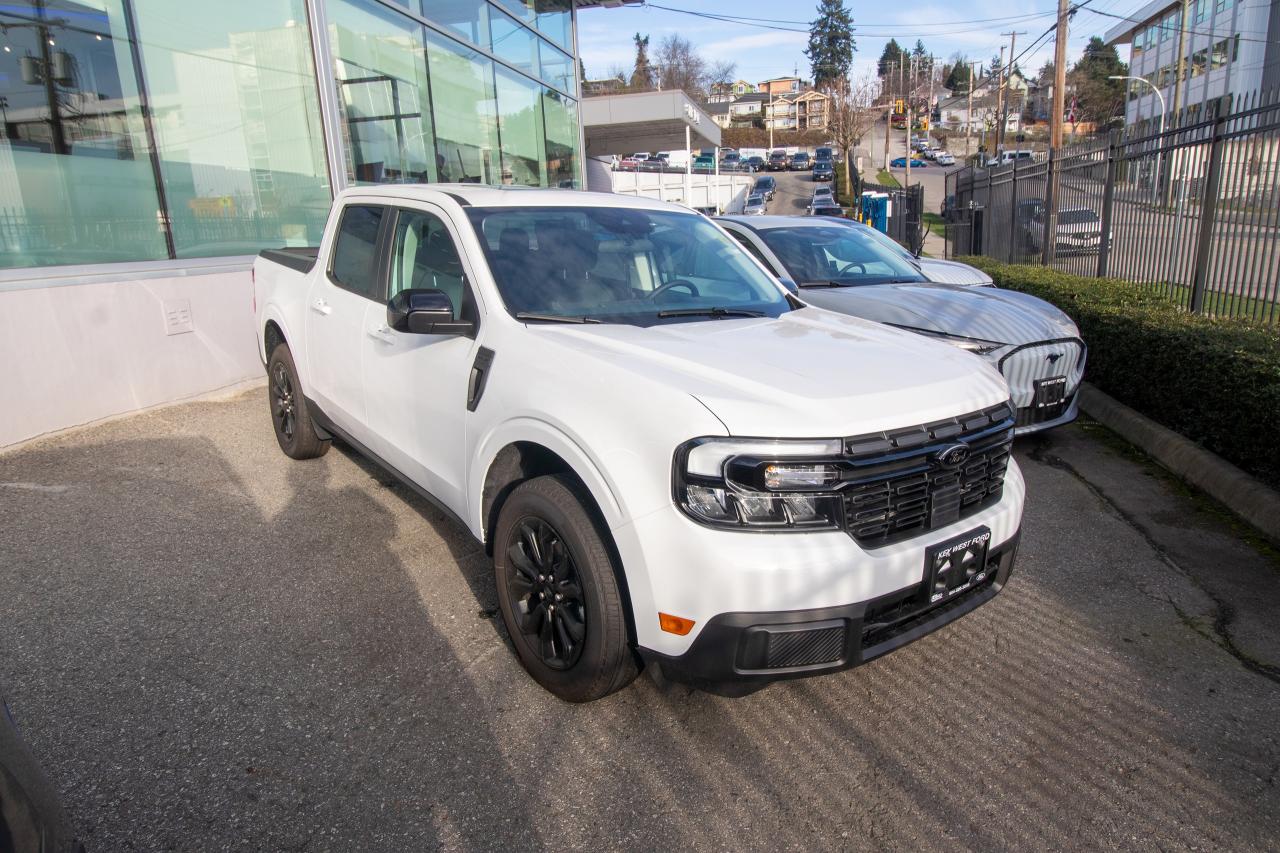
[[877, 39, 904, 80], [630, 33, 654, 90], [912, 40, 928, 60], [805, 0, 856, 89], [1068, 36, 1128, 126], [944, 54, 970, 93]]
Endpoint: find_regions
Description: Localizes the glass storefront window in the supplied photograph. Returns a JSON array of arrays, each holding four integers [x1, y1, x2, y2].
[[534, 0, 572, 51], [494, 67, 544, 186], [327, 0, 435, 184], [539, 39, 574, 94], [542, 89, 578, 188], [425, 0, 489, 47], [0, 0, 167, 268], [494, 0, 535, 24], [134, 0, 331, 257], [489, 8, 539, 78], [424, 28, 499, 184]]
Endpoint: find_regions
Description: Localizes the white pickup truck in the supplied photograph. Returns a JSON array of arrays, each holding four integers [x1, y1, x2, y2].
[[253, 185, 1024, 702]]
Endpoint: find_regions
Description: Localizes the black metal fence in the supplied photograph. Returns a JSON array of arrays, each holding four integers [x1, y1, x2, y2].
[[944, 89, 1280, 324], [861, 180, 925, 253]]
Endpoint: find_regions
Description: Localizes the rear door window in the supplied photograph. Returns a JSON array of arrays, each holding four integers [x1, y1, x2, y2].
[[329, 205, 386, 301]]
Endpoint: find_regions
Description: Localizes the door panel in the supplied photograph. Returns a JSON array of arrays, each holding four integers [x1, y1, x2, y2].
[[307, 204, 387, 438], [363, 205, 480, 516]]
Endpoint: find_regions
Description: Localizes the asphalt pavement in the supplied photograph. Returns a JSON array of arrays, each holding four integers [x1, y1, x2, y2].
[[2, 389, 1279, 850]]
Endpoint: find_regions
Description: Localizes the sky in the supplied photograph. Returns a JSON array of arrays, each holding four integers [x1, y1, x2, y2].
[[576, 0, 1136, 89]]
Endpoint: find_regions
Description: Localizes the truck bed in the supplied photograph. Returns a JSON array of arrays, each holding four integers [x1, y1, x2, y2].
[[258, 246, 320, 274]]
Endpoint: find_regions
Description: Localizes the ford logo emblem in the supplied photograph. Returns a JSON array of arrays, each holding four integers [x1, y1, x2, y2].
[[1046, 352, 1064, 364], [936, 444, 971, 467]]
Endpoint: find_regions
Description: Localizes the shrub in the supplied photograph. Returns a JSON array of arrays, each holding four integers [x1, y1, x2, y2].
[[958, 259, 1280, 489]]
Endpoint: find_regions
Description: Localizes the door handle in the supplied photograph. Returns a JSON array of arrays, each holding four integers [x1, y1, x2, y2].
[[367, 324, 394, 343], [311, 298, 331, 316]]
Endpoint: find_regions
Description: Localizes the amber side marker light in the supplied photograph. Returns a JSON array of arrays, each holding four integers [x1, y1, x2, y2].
[[659, 613, 695, 636]]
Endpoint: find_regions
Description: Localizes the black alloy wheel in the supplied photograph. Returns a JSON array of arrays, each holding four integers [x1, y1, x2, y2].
[[271, 361, 296, 443], [504, 517, 587, 670]]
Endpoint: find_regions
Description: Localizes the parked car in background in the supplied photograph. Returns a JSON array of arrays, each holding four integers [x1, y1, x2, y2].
[[616, 156, 641, 172], [1, 693, 83, 852], [746, 155, 766, 172], [743, 193, 767, 215], [808, 202, 845, 217], [721, 151, 742, 169], [716, 215, 1087, 434], [987, 150, 1035, 167], [639, 156, 666, 173], [692, 155, 716, 174], [921, 148, 937, 160], [812, 185, 834, 202], [767, 151, 788, 171], [1028, 207, 1107, 254], [255, 186, 1026, 700], [812, 160, 834, 181], [935, 152, 956, 166], [788, 152, 811, 171], [854, 219, 997, 287], [753, 175, 777, 200], [889, 157, 926, 168]]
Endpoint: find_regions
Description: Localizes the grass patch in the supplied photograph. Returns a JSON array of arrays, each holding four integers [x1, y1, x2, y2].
[[875, 169, 900, 188], [959, 258, 1280, 489], [922, 211, 946, 239]]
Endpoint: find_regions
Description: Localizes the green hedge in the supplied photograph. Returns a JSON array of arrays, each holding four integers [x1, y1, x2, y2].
[[957, 259, 1280, 489]]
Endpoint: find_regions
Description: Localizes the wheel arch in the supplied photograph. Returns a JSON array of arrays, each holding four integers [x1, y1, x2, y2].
[[479, 438, 637, 646]]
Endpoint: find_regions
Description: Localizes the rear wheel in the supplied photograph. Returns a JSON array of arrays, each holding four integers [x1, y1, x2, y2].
[[494, 475, 638, 702], [267, 344, 329, 460]]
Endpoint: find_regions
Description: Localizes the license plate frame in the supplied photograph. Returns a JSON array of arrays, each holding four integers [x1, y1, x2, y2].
[[923, 527, 992, 606], [1034, 375, 1068, 409]]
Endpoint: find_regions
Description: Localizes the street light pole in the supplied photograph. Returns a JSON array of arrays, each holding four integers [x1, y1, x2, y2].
[[1110, 74, 1166, 203]]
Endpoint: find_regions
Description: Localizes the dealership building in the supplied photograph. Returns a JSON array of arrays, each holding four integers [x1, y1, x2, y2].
[[0, 0, 641, 447]]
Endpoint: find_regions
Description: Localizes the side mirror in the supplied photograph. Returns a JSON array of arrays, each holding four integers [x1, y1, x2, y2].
[[387, 288, 475, 336]]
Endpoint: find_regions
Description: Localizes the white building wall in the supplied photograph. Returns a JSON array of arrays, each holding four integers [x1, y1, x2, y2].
[[0, 267, 261, 448]]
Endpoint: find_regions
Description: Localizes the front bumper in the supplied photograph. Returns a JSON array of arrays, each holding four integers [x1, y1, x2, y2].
[[644, 534, 1019, 686]]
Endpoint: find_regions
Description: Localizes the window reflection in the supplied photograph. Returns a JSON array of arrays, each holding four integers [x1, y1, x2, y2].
[[534, 0, 572, 51], [494, 66, 543, 186], [542, 89, 578, 188], [133, 0, 331, 257], [425, 0, 488, 47], [424, 28, 498, 184], [0, 0, 166, 267], [327, 0, 435, 184], [490, 8, 538, 77]]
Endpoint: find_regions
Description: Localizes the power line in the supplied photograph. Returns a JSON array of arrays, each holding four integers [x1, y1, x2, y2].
[[640, 2, 1060, 34]]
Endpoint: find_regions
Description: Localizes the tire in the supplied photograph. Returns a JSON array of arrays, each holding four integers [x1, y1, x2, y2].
[[493, 475, 639, 702], [266, 344, 329, 460]]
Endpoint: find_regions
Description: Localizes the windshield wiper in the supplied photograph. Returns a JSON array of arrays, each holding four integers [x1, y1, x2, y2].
[[655, 307, 766, 319], [798, 281, 855, 288], [514, 312, 601, 324]]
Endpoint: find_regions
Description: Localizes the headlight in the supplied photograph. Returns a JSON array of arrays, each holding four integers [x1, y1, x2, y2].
[[893, 326, 1004, 355], [674, 437, 845, 530]]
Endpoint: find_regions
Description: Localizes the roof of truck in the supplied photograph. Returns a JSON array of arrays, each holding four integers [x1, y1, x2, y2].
[[335, 183, 691, 213]]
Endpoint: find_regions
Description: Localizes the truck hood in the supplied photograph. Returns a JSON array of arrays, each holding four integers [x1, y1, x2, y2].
[[796, 280, 1079, 346], [528, 306, 1010, 437]]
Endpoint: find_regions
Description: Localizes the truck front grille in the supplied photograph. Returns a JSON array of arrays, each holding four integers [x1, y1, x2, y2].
[[841, 402, 1014, 548]]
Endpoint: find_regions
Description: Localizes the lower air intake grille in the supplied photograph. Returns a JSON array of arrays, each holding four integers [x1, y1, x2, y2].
[[765, 626, 846, 668]]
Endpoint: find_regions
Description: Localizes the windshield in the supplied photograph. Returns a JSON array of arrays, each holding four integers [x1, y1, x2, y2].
[[468, 206, 792, 325], [856, 222, 918, 260], [758, 225, 926, 286]]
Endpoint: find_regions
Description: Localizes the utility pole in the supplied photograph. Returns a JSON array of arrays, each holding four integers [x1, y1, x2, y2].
[[993, 45, 1006, 156], [998, 31, 1025, 154], [905, 102, 912, 188], [1171, 0, 1191, 128], [1050, 0, 1071, 148], [965, 63, 974, 159]]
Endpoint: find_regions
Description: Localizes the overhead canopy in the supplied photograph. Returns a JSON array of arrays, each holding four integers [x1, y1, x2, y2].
[[580, 90, 722, 156]]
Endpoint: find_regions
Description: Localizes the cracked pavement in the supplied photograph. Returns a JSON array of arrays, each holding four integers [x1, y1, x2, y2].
[[2, 390, 1278, 850]]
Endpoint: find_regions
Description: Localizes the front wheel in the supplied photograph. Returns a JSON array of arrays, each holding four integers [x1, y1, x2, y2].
[[493, 476, 639, 702]]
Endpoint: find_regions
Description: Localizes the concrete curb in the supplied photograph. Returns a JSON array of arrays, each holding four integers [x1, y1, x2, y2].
[[1078, 382, 1280, 546]]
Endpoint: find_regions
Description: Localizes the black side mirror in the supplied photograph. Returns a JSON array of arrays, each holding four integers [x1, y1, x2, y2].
[[387, 288, 475, 336]]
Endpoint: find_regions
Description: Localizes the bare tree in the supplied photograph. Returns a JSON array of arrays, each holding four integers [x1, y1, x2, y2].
[[708, 60, 737, 90], [825, 73, 880, 200], [654, 34, 714, 101]]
